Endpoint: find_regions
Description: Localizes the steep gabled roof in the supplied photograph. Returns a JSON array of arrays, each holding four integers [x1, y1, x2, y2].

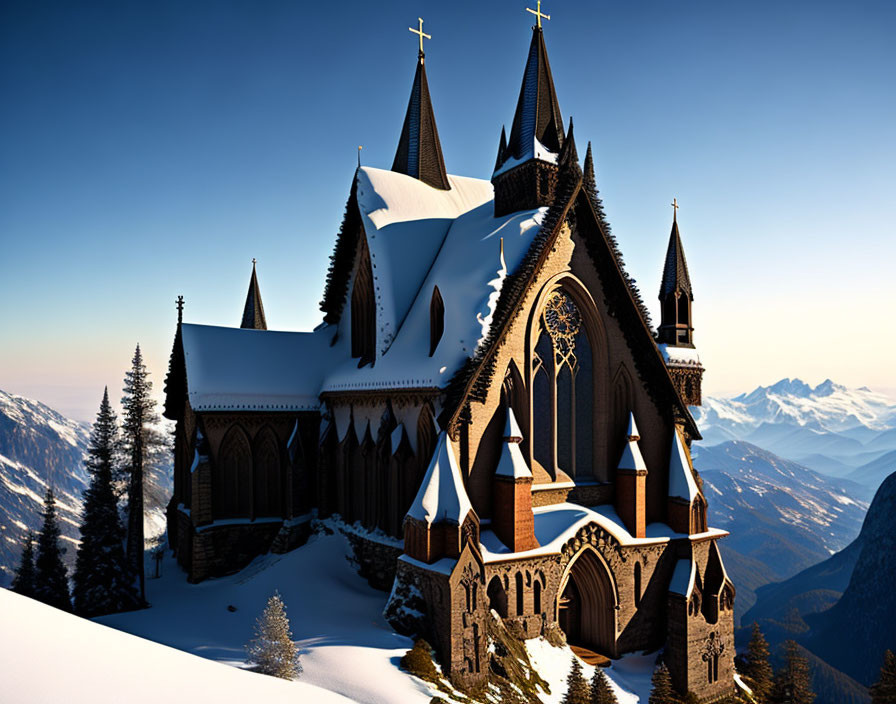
[[406, 432, 473, 525], [660, 217, 693, 300], [391, 54, 450, 190], [504, 28, 565, 163], [669, 426, 700, 502], [240, 261, 267, 330]]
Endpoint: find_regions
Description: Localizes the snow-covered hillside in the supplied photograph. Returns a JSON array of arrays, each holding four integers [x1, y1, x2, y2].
[[92, 524, 655, 704], [0, 389, 172, 585], [694, 380, 896, 488], [0, 389, 90, 585]]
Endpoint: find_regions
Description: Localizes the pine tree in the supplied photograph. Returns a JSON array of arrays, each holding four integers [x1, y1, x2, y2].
[[72, 388, 140, 616], [10, 531, 36, 598], [649, 662, 678, 704], [120, 344, 161, 605], [561, 657, 591, 704], [741, 623, 774, 703], [245, 591, 301, 679], [590, 666, 618, 704], [770, 641, 815, 704], [871, 650, 896, 704], [33, 488, 71, 611]]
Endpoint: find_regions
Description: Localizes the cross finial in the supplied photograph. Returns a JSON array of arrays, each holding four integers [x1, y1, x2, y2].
[[176, 295, 184, 324], [409, 17, 431, 57], [526, 0, 550, 29], [252, 257, 257, 268], [671, 197, 679, 222], [357, 145, 363, 167]]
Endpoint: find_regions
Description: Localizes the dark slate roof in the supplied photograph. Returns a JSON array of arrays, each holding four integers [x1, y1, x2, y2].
[[503, 27, 565, 163], [660, 218, 693, 300], [240, 262, 268, 330], [391, 54, 450, 190]]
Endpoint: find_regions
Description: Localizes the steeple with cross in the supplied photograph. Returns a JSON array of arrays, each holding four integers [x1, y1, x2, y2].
[[526, 0, 550, 29], [391, 17, 450, 189], [659, 198, 695, 348]]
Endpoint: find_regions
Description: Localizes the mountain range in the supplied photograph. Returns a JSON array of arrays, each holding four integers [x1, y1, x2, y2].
[[694, 379, 896, 489], [0, 389, 171, 587]]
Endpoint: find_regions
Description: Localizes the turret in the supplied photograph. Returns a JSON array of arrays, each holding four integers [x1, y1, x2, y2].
[[657, 202, 704, 406], [491, 408, 539, 552], [615, 412, 648, 538]]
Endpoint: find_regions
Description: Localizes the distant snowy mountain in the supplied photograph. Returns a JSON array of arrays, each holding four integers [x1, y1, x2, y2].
[[694, 379, 896, 489], [693, 441, 870, 620], [0, 389, 172, 586], [0, 390, 90, 586]]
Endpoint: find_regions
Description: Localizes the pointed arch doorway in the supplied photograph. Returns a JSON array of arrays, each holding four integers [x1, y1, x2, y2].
[[558, 548, 617, 657]]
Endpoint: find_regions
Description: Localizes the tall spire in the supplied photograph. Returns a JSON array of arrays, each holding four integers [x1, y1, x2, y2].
[[391, 19, 450, 191], [240, 259, 267, 330], [658, 203, 694, 346], [502, 23, 564, 165]]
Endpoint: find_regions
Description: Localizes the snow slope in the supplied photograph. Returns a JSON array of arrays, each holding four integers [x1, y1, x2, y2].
[[93, 524, 652, 704], [1, 587, 354, 704]]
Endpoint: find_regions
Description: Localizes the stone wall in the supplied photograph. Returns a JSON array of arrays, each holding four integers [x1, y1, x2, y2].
[[344, 528, 404, 591]]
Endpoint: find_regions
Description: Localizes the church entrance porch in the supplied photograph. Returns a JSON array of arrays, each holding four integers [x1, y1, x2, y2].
[[557, 548, 617, 658]]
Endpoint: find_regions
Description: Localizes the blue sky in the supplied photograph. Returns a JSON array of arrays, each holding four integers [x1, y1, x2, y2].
[[1, 0, 894, 420]]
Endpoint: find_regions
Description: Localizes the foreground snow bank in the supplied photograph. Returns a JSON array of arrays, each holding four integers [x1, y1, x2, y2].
[[0, 588, 353, 704]]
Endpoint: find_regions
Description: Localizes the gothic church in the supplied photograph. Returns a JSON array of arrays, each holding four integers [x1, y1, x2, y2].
[[164, 12, 735, 701]]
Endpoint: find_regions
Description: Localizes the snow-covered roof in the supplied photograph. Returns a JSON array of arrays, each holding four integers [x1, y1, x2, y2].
[[669, 558, 696, 597], [323, 167, 545, 392], [618, 415, 647, 472], [356, 167, 494, 354], [658, 343, 702, 368], [181, 324, 332, 412], [626, 412, 640, 439], [669, 428, 700, 502], [406, 432, 473, 525], [495, 409, 532, 479]]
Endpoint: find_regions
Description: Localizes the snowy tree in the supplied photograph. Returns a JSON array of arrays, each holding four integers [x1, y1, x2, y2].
[[770, 641, 815, 704], [120, 344, 162, 605], [561, 657, 590, 704], [871, 650, 896, 704], [73, 388, 140, 616], [741, 622, 773, 703], [245, 591, 301, 679], [33, 488, 71, 611], [648, 662, 678, 704], [10, 531, 36, 598], [590, 665, 618, 704]]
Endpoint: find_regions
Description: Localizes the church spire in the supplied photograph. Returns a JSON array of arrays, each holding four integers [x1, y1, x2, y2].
[[502, 20, 564, 166], [658, 200, 693, 347], [240, 259, 267, 330], [492, 8, 567, 216], [391, 19, 450, 191]]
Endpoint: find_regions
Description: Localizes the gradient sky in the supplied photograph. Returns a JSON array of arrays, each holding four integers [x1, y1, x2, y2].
[[1, 0, 894, 421]]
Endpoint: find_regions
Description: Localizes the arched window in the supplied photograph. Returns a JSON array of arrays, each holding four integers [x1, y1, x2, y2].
[[531, 289, 594, 479], [351, 242, 375, 366], [253, 427, 281, 518], [634, 562, 642, 608], [429, 286, 444, 357], [215, 426, 252, 519], [515, 572, 524, 615], [488, 576, 508, 618], [533, 579, 542, 614], [416, 404, 437, 470]]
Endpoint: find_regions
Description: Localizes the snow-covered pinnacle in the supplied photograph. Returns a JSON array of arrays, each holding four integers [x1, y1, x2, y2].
[[406, 432, 473, 525], [618, 414, 647, 472], [496, 409, 532, 479], [669, 428, 699, 502]]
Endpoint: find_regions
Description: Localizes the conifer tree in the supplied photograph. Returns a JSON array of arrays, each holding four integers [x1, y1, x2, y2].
[[649, 662, 678, 704], [120, 344, 161, 605], [561, 657, 591, 704], [871, 650, 896, 704], [590, 665, 618, 704], [741, 622, 773, 703], [11, 531, 36, 598], [33, 488, 71, 611], [770, 640, 815, 704], [73, 388, 139, 616], [245, 591, 301, 679]]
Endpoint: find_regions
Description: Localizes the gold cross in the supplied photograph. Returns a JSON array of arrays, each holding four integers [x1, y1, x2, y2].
[[526, 0, 550, 28], [409, 17, 431, 55], [671, 198, 679, 221]]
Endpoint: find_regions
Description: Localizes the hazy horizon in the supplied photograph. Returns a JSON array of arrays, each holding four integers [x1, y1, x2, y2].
[[2, 1, 894, 421]]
